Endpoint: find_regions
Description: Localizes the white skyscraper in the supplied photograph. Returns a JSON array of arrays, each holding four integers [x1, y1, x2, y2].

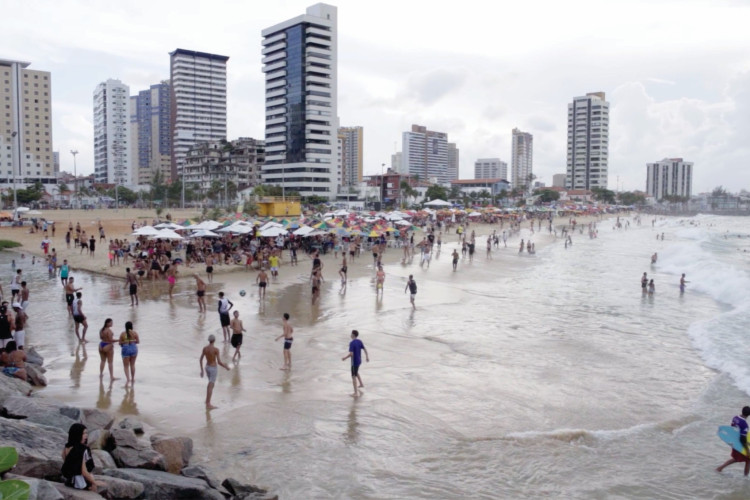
[[402, 124, 449, 183], [339, 126, 363, 187], [566, 92, 609, 190], [646, 158, 693, 200], [474, 158, 507, 179], [93, 79, 131, 184], [261, 3, 338, 198], [511, 128, 533, 189], [169, 49, 228, 183]]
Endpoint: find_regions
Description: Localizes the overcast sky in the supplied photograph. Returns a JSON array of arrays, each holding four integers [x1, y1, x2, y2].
[[3, 0, 749, 193]]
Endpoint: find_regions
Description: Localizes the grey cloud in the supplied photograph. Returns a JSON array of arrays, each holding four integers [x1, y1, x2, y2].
[[406, 69, 467, 105]]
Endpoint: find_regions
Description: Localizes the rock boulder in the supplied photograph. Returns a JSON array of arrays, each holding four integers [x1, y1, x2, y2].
[[149, 435, 192, 474], [2, 473, 64, 500], [0, 418, 67, 479], [82, 409, 114, 432], [93, 474, 145, 499], [25, 346, 45, 366], [102, 468, 224, 500], [116, 418, 144, 435], [1, 395, 81, 432], [25, 363, 48, 386], [91, 449, 116, 473], [0, 372, 33, 404], [51, 482, 106, 499]]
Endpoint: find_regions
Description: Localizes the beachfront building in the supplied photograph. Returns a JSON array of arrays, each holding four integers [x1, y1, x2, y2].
[[474, 158, 507, 180], [451, 178, 510, 198], [646, 158, 693, 200], [391, 152, 403, 173], [511, 128, 533, 190], [130, 81, 172, 186], [447, 142, 459, 181], [93, 79, 132, 185], [566, 92, 609, 190], [183, 137, 265, 205], [169, 49, 229, 185], [0, 58, 56, 190], [338, 126, 363, 187], [552, 173, 566, 188], [261, 3, 339, 199], [402, 124, 451, 183]]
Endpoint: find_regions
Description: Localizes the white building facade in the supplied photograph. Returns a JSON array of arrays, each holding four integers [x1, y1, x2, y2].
[[338, 126, 363, 187], [93, 79, 131, 184], [511, 128, 533, 189], [402, 124, 449, 183], [261, 3, 338, 199], [169, 49, 229, 184], [474, 158, 507, 180], [646, 158, 693, 200], [566, 92, 609, 190]]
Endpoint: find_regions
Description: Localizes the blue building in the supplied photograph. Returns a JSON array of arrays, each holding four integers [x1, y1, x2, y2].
[[129, 81, 172, 185]]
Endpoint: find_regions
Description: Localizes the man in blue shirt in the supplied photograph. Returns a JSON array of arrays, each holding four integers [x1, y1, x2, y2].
[[342, 330, 369, 398], [717, 406, 750, 475]]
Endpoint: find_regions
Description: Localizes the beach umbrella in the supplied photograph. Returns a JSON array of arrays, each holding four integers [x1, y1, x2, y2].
[[395, 219, 412, 226], [305, 229, 328, 237], [152, 229, 183, 240], [332, 227, 350, 236], [368, 230, 380, 237], [155, 222, 183, 230], [191, 229, 221, 238], [259, 221, 283, 231], [314, 221, 329, 229], [468, 211, 482, 217], [293, 225, 314, 236], [260, 226, 287, 237], [133, 226, 160, 236]]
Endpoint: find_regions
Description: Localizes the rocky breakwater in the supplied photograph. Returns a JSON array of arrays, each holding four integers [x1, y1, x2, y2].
[[0, 351, 276, 500]]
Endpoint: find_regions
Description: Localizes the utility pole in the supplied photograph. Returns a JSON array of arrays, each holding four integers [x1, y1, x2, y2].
[[11, 131, 18, 211], [70, 150, 79, 209]]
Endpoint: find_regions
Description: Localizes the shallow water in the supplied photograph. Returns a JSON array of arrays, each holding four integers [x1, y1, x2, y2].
[[10, 214, 750, 499]]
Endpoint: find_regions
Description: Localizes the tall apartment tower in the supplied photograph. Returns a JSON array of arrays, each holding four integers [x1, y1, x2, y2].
[[511, 128, 533, 189], [261, 3, 338, 198], [93, 79, 131, 185], [130, 81, 172, 185], [646, 158, 693, 200], [339, 126, 363, 187], [402, 124, 449, 183], [169, 49, 229, 184], [447, 143, 459, 180], [566, 92, 609, 190], [0, 58, 55, 186], [474, 158, 507, 179]]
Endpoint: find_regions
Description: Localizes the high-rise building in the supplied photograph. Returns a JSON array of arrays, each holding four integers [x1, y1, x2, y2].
[[130, 81, 172, 185], [566, 92, 609, 190], [511, 128, 533, 189], [93, 79, 131, 185], [170, 49, 229, 184], [552, 173, 566, 188], [474, 158, 507, 179], [402, 124, 450, 183], [391, 152, 403, 173], [183, 137, 265, 198], [53, 152, 60, 174], [0, 58, 55, 187], [261, 3, 338, 198], [646, 158, 693, 200], [339, 126, 363, 187], [447, 142, 459, 181]]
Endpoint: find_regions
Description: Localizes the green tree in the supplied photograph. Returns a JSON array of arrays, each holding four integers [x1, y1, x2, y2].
[[617, 191, 646, 206], [448, 185, 461, 201], [534, 189, 561, 203], [400, 180, 418, 207], [712, 186, 728, 197], [149, 170, 167, 204], [424, 185, 448, 202], [591, 187, 616, 204]]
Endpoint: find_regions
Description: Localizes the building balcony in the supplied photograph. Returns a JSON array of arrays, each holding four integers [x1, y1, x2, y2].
[[265, 70, 286, 81], [262, 51, 286, 65], [263, 32, 286, 47], [266, 97, 287, 108], [263, 61, 286, 73], [262, 40, 286, 55]]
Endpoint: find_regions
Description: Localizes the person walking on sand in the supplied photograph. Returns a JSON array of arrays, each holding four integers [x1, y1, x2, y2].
[[311, 269, 323, 305], [71, 291, 88, 343], [342, 329, 369, 398], [405, 275, 417, 310], [230, 310, 246, 362], [65, 277, 82, 316], [275, 313, 294, 370], [119, 321, 140, 386], [717, 406, 750, 476], [166, 263, 178, 299], [375, 265, 385, 295], [199, 334, 229, 410], [194, 274, 207, 312], [256, 268, 268, 300], [217, 292, 233, 342], [339, 255, 348, 284], [97, 318, 118, 381], [60, 259, 70, 286], [452, 248, 459, 271], [124, 268, 139, 306]]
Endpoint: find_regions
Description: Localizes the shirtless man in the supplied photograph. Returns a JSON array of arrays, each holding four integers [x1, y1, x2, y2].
[[375, 265, 385, 295], [199, 334, 229, 409], [194, 274, 207, 312], [311, 269, 323, 305], [274, 313, 294, 370], [230, 310, 246, 362], [256, 268, 269, 300], [205, 254, 215, 284], [65, 277, 82, 317], [451, 249, 459, 271], [124, 268, 139, 306], [71, 291, 88, 342]]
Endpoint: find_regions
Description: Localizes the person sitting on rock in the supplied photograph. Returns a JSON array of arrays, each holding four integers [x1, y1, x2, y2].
[[61, 423, 98, 492], [2, 341, 26, 381]]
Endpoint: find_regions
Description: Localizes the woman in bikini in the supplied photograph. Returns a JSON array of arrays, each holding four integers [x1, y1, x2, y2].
[[119, 321, 140, 386], [339, 255, 347, 284], [98, 318, 117, 381]]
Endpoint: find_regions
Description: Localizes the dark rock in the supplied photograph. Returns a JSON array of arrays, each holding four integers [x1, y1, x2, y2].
[[103, 468, 224, 499], [149, 435, 192, 474], [87, 429, 111, 451], [180, 465, 222, 490], [51, 482, 106, 499], [109, 429, 140, 450], [237, 494, 278, 500], [82, 409, 114, 432], [0, 418, 67, 479], [93, 474, 145, 499], [91, 449, 116, 473], [0, 371, 33, 404], [116, 418, 144, 435], [2, 473, 64, 500], [110, 447, 166, 471], [25, 363, 48, 386], [25, 346, 45, 366], [221, 478, 267, 497], [1, 395, 81, 432]]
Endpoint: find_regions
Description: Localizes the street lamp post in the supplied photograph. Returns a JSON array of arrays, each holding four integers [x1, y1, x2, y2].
[[70, 150, 78, 209], [11, 131, 18, 211]]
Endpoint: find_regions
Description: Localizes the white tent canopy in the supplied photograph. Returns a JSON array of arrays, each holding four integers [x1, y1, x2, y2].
[[293, 225, 315, 236], [155, 222, 183, 230], [151, 229, 183, 240], [132, 226, 161, 236], [468, 211, 482, 217], [191, 229, 221, 238], [424, 199, 451, 207], [259, 221, 283, 231], [260, 226, 287, 237], [186, 220, 221, 230]]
